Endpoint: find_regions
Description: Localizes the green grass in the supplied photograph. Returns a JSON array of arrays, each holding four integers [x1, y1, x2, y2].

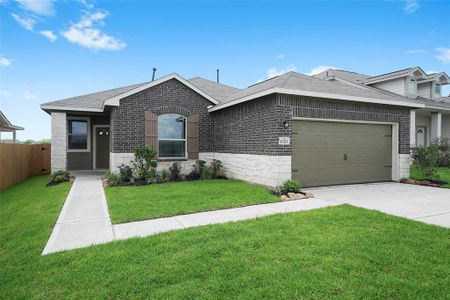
[[410, 165, 450, 188], [105, 179, 280, 223], [1, 175, 450, 299]]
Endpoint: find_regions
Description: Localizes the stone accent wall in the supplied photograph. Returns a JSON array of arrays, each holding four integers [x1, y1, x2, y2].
[[398, 154, 411, 179], [201, 152, 291, 187], [277, 94, 411, 154], [111, 78, 214, 153], [51, 112, 67, 172]]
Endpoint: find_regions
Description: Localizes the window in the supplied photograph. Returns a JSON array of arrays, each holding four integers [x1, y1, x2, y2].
[[68, 119, 89, 151], [408, 79, 416, 96], [158, 114, 186, 158], [435, 84, 441, 96]]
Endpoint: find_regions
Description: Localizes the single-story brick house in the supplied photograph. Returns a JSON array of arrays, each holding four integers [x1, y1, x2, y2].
[[41, 67, 450, 187]]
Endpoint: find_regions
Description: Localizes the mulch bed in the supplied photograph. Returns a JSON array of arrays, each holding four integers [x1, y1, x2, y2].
[[400, 178, 448, 188]]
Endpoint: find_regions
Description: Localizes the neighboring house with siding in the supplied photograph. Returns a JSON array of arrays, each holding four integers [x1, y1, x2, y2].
[[41, 67, 450, 187]]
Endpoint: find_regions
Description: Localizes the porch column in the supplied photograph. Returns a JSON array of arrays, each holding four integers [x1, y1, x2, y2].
[[430, 112, 442, 143], [410, 110, 416, 148], [51, 112, 67, 172]]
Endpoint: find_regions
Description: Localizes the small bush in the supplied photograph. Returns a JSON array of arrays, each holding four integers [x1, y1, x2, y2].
[[47, 170, 70, 186], [161, 169, 171, 183], [119, 164, 133, 182], [169, 162, 182, 181], [105, 171, 119, 186], [411, 145, 440, 180], [132, 146, 157, 181], [433, 138, 450, 167], [201, 166, 213, 180], [281, 179, 301, 194], [210, 159, 223, 178]]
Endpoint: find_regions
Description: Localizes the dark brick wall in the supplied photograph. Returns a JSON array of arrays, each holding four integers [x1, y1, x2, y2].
[[278, 94, 411, 154], [211, 95, 291, 155], [111, 79, 214, 153], [210, 93, 411, 155]]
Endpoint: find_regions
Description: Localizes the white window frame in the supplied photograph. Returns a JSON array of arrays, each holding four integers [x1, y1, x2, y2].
[[67, 116, 91, 152], [435, 83, 441, 97], [157, 114, 187, 159], [408, 78, 416, 96]]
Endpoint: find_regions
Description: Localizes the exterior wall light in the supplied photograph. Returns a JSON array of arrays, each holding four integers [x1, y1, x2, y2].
[[282, 120, 289, 129]]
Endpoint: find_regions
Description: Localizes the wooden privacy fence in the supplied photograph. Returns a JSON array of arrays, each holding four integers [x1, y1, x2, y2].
[[0, 143, 51, 191]]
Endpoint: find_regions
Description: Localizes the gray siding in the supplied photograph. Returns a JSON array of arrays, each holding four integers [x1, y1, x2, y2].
[[67, 114, 110, 170], [372, 78, 406, 96], [111, 78, 214, 153]]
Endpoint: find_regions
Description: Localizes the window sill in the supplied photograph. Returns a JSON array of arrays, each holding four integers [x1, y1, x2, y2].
[[158, 158, 188, 162]]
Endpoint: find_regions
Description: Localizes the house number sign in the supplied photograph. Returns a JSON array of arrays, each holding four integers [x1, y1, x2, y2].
[[278, 137, 290, 145]]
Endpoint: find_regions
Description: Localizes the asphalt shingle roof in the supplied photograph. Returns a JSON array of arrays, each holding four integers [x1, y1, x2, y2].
[[219, 71, 421, 105], [187, 77, 241, 102]]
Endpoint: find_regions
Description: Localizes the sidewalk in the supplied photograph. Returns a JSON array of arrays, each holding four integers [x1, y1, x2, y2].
[[42, 171, 114, 255], [43, 171, 335, 254]]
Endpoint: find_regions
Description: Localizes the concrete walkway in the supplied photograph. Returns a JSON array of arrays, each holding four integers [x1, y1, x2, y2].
[[306, 182, 450, 228], [42, 171, 114, 255], [43, 171, 335, 254]]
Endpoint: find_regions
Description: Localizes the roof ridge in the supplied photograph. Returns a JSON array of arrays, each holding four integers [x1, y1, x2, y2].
[[189, 76, 241, 90]]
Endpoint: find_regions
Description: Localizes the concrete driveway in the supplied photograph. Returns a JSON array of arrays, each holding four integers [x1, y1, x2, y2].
[[306, 182, 450, 228]]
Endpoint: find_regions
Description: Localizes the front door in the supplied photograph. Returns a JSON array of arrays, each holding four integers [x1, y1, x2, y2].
[[416, 126, 426, 147], [95, 127, 110, 169]]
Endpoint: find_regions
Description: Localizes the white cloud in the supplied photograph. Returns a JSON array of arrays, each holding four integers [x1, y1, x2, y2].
[[24, 90, 36, 100], [39, 30, 57, 41], [267, 64, 296, 78], [0, 55, 12, 67], [305, 65, 337, 76], [404, 0, 419, 14], [11, 13, 36, 31], [0, 90, 13, 97], [61, 10, 126, 51], [436, 47, 450, 64], [406, 49, 426, 54], [276, 54, 285, 59], [15, 0, 55, 16]]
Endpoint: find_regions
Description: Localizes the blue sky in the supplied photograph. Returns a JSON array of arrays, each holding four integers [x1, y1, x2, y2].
[[1, 0, 449, 140]]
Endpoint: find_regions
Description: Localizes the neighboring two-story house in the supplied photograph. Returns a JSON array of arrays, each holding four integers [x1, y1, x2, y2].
[[314, 66, 450, 148], [41, 66, 450, 187]]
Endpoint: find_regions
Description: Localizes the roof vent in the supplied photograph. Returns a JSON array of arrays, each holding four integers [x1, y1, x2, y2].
[[216, 69, 220, 83], [152, 68, 157, 81]]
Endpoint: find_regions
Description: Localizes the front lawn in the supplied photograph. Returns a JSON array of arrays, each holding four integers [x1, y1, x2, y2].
[[105, 179, 280, 223], [410, 165, 450, 188], [1, 175, 449, 299]]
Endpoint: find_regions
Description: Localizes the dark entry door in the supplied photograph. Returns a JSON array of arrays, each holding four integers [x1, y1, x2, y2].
[[95, 127, 110, 169]]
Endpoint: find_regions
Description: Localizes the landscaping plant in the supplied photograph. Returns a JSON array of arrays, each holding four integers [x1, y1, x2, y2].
[[161, 169, 171, 183], [201, 166, 213, 180], [210, 159, 224, 178], [281, 179, 301, 194], [105, 171, 119, 186], [46, 170, 71, 186], [169, 162, 182, 181], [131, 146, 157, 181], [433, 138, 450, 167], [411, 145, 440, 181], [119, 164, 133, 183]]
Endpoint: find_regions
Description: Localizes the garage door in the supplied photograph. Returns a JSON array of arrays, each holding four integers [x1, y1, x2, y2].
[[292, 120, 392, 187]]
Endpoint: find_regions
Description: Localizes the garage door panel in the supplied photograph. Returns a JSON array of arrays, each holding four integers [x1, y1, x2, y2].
[[292, 120, 392, 187]]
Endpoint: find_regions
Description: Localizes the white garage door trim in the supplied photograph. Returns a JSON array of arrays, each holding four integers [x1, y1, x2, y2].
[[292, 117, 400, 182]]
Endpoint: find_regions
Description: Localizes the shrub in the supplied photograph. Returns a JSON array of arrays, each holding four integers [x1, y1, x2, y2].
[[433, 138, 450, 167], [281, 179, 301, 194], [47, 170, 70, 186], [131, 146, 157, 181], [119, 164, 133, 182], [210, 159, 223, 178], [161, 169, 171, 183], [201, 166, 213, 180], [169, 162, 182, 181], [411, 145, 440, 180], [105, 171, 119, 186]]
